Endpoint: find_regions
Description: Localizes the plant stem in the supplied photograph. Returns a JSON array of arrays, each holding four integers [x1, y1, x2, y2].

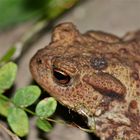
[[12, 19, 48, 60], [23, 107, 36, 116], [0, 94, 10, 102], [0, 122, 21, 140]]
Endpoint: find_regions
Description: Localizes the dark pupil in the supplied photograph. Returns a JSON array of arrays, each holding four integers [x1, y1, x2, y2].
[[53, 68, 70, 84]]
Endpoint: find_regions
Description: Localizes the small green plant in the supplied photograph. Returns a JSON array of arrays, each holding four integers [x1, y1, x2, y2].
[[0, 59, 57, 137]]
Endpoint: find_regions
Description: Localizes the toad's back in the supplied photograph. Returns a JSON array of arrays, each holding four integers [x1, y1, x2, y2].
[[30, 23, 140, 140]]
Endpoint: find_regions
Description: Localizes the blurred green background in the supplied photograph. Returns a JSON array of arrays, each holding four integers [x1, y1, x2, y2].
[[0, 0, 78, 30]]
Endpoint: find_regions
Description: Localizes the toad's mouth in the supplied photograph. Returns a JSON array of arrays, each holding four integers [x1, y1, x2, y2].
[[77, 106, 103, 118], [74, 103, 101, 118], [74, 95, 115, 118]]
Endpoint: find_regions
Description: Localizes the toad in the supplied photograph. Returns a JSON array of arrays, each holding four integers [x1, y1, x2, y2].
[[30, 23, 140, 140]]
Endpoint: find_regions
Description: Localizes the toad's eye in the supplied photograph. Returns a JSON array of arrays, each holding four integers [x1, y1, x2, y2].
[[53, 68, 71, 85]]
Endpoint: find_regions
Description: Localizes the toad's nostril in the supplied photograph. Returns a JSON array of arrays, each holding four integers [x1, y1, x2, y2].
[[36, 58, 42, 65]]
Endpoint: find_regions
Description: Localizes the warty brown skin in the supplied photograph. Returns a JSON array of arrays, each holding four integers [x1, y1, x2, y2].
[[30, 22, 140, 140]]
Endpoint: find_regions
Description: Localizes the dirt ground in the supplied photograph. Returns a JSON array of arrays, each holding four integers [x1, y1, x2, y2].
[[0, 0, 140, 140]]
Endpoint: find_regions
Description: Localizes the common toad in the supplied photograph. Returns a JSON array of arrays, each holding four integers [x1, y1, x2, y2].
[[30, 23, 140, 140]]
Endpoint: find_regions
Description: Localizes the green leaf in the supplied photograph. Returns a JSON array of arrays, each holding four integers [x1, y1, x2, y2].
[[7, 107, 29, 137], [0, 98, 11, 117], [36, 118, 52, 132], [0, 62, 17, 93], [13, 85, 41, 107], [36, 97, 57, 118], [0, 47, 16, 65]]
